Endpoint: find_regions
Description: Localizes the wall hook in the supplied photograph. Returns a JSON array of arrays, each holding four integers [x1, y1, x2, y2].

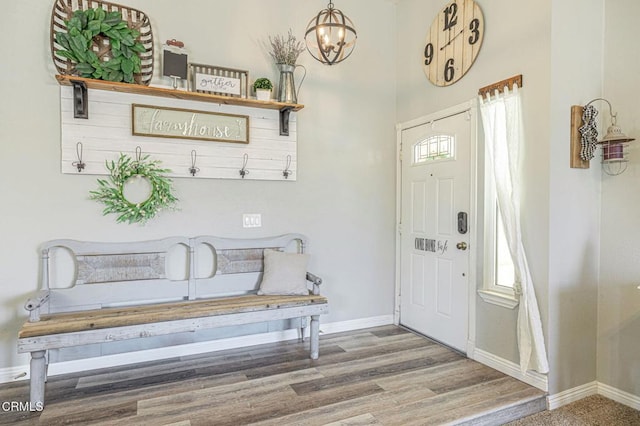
[[133, 146, 144, 173], [72, 142, 86, 172], [189, 150, 200, 176], [283, 154, 292, 179], [239, 153, 250, 178]]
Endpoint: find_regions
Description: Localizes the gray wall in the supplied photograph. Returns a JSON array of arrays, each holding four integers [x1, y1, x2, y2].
[[0, 0, 397, 369], [547, 0, 603, 394], [600, 0, 640, 397]]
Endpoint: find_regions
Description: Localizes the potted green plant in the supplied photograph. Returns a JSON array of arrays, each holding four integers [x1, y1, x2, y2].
[[253, 78, 273, 101]]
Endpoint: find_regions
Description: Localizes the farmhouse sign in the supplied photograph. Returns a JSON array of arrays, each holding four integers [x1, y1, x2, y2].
[[132, 104, 249, 143]]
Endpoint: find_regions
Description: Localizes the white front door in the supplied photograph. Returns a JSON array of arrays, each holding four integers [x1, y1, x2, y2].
[[399, 107, 473, 353]]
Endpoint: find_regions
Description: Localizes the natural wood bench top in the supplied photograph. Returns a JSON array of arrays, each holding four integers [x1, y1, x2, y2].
[[19, 294, 327, 339]]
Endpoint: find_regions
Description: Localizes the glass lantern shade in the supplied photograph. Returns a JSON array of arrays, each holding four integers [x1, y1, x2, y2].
[[598, 125, 635, 175]]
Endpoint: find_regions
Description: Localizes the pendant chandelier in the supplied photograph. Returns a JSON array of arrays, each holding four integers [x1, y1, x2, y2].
[[304, 1, 357, 65]]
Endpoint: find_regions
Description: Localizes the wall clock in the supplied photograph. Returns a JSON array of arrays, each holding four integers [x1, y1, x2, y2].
[[423, 0, 484, 86]]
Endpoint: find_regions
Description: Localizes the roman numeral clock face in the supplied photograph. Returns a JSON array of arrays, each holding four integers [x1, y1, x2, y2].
[[423, 0, 484, 86]]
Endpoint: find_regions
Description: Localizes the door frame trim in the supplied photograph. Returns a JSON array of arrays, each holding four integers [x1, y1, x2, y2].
[[395, 99, 478, 356]]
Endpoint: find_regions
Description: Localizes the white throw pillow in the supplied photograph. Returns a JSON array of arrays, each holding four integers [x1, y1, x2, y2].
[[257, 249, 310, 296]]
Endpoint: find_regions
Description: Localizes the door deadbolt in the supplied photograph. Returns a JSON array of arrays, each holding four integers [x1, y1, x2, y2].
[[456, 242, 468, 251], [457, 212, 468, 234]]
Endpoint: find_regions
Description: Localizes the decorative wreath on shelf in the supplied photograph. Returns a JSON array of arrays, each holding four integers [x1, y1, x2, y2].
[[90, 152, 178, 224], [54, 7, 146, 83]]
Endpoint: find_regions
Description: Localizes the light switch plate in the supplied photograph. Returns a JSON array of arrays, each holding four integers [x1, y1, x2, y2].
[[242, 213, 262, 228]]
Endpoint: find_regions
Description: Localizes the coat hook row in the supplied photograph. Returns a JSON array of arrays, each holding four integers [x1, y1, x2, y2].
[[68, 148, 297, 180]]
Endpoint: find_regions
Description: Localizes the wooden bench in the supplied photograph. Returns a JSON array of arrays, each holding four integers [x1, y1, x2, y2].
[[17, 234, 327, 406]]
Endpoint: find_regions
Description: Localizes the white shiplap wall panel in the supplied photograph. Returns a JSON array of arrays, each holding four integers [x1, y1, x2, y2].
[[60, 86, 298, 181]]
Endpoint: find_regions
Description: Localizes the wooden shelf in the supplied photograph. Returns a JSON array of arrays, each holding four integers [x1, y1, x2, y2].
[[56, 75, 304, 111], [56, 74, 303, 135]]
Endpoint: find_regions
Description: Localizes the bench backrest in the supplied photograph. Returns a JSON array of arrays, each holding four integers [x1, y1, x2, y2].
[[40, 234, 308, 314], [191, 234, 307, 300]]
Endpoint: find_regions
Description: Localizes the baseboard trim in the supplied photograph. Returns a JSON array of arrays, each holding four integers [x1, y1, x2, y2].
[[316, 315, 394, 335], [547, 381, 598, 409], [0, 366, 29, 384], [0, 314, 394, 384], [472, 348, 548, 392], [597, 382, 640, 410], [547, 381, 640, 410]]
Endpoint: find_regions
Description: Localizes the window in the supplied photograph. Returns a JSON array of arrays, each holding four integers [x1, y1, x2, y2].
[[413, 134, 455, 164], [479, 86, 548, 373], [479, 167, 519, 309]]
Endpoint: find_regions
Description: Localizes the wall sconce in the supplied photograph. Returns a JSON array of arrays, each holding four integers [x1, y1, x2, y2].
[[570, 98, 635, 176], [304, 1, 357, 65]]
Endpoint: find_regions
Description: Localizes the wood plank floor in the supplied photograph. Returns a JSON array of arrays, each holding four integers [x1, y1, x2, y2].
[[0, 326, 546, 425]]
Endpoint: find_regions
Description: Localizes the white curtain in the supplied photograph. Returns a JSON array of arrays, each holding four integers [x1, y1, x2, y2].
[[479, 86, 549, 374]]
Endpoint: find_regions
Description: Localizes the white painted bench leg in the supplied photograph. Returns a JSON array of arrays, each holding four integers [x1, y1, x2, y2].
[[30, 350, 46, 406], [310, 315, 320, 360], [300, 317, 308, 342]]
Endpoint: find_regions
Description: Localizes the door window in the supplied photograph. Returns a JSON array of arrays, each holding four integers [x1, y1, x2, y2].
[[413, 134, 455, 164]]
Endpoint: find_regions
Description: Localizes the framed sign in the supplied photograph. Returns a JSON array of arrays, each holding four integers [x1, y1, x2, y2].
[[195, 73, 241, 95], [188, 63, 249, 98], [132, 104, 250, 144]]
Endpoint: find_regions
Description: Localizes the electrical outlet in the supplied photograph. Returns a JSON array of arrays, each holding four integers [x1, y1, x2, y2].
[[242, 213, 262, 228]]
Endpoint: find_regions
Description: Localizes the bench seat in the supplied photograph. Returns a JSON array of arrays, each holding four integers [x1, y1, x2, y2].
[[18, 294, 328, 349]]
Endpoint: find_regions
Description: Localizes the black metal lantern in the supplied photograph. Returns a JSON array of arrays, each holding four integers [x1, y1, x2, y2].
[[304, 1, 357, 65]]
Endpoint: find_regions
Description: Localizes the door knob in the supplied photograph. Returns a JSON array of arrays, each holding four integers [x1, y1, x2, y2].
[[456, 242, 467, 250]]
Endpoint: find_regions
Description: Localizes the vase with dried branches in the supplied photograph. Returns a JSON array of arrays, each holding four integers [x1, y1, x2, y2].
[[268, 29, 307, 103], [268, 29, 305, 66]]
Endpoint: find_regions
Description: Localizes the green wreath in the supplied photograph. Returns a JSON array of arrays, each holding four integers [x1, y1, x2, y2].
[[90, 153, 178, 224], [55, 8, 145, 83]]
